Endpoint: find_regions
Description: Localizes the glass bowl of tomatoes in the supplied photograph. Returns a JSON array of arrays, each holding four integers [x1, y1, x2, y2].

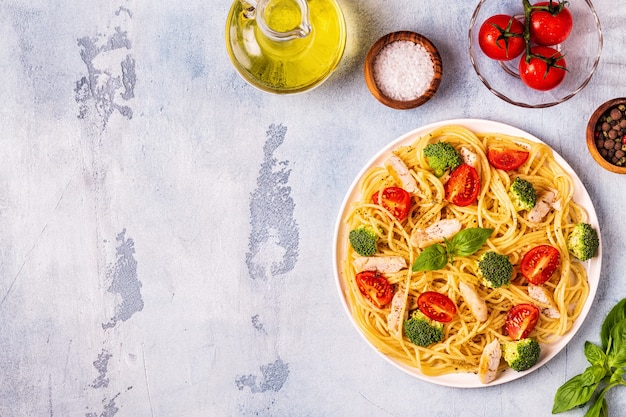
[[468, 0, 602, 108]]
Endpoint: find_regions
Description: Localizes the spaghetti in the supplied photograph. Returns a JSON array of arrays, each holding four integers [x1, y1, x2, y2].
[[341, 125, 591, 378]]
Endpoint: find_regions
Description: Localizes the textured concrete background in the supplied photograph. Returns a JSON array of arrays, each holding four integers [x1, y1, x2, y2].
[[0, 0, 624, 416]]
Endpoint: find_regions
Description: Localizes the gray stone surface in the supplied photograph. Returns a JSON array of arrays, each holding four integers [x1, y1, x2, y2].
[[0, 1, 624, 416]]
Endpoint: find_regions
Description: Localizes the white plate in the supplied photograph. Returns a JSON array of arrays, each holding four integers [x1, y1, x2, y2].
[[333, 119, 601, 388]]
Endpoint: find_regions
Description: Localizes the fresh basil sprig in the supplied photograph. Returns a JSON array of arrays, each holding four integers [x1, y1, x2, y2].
[[552, 298, 626, 416], [411, 227, 493, 271]]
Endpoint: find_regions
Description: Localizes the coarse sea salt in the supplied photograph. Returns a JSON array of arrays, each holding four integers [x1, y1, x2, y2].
[[373, 40, 435, 101]]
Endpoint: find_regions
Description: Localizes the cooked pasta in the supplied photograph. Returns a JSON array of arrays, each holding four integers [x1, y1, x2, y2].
[[341, 125, 591, 378]]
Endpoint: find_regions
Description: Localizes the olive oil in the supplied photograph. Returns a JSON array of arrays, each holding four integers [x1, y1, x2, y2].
[[263, 0, 302, 32], [226, 0, 346, 94]]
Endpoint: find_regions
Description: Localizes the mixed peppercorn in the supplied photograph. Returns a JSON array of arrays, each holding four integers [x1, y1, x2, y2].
[[593, 104, 626, 167]]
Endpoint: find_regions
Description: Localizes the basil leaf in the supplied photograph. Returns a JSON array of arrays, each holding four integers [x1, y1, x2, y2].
[[608, 318, 626, 368], [598, 398, 609, 417], [584, 341, 607, 367], [580, 365, 607, 387], [609, 367, 625, 385], [448, 227, 493, 257], [555, 298, 626, 417], [552, 374, 598, 414], [412, 244, 448, 271], [584, 397, 608, 417], [601, 298, 626, 350]]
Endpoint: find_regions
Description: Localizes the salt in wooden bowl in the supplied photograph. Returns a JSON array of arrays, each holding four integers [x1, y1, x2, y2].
[[364, 31, 443, 110]]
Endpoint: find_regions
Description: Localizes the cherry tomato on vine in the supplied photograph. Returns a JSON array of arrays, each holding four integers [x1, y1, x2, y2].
[[505, 304, 540, 340], [355, 271, 394, 309], [418, 291, 457, 323], [519, 46, 567, 91], [487, 148, 530, 170], [530, 1, 573, 46], [478, 14, 526, 61], [444, 164, 480, 207], [520, 244, 561, 285], [372, 187, 411, 221]]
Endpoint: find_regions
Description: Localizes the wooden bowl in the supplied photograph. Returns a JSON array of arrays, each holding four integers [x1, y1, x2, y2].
[[364, 31, 443, 110], [586, 97, 626, 174]]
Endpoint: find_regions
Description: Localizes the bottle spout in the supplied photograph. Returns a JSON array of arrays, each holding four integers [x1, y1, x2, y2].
[[254, 0, 312, 41]]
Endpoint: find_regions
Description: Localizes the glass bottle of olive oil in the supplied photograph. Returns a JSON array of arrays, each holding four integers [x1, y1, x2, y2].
[[225, 0, 346, 94]]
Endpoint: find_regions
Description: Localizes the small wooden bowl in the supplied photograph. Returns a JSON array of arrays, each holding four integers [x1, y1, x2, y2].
[[364, 31, 443, 110], [586, 97, 626, 174]]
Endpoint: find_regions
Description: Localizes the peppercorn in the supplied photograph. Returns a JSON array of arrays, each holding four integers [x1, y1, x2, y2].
[[611, 108, 623, 120]]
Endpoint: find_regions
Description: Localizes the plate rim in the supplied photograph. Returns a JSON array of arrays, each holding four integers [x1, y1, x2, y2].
[[333, 118, 602, 388]]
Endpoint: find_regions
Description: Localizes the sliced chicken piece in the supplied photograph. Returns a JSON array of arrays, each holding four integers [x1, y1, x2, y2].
[[459, 146, 479, 170], [353, 256, 407, 273], [459, 281, 488, 322], [527, 189, 557, 224], [545, 188, 563, 211], [478, 339, 502, 384], [528, 284, 560, 319], [385, 154, 418, 194], [410, 219, 462, 249], [552, 196, 563, 211], [387, 285, 409, 338]]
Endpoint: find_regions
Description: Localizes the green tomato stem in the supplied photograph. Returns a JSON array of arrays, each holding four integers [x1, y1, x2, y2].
[[522, 0, 533, 62], [520, 0, 568, 71]]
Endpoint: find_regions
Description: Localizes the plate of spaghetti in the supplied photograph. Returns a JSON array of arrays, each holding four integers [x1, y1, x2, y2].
[[334, 119, 601, 387]]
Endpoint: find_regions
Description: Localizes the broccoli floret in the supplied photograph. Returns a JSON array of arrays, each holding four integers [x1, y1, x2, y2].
[[478, 251, 513, 288], [567, 222, 599, 261], [508, 177, 536, 211], [501, 338, 541, 372], [403, 310, 444, 347], [349, 225, 378, 256], [423, 142, 463, 177]]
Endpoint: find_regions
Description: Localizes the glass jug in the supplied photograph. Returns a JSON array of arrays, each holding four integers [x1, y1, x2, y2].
[[225, 0, 347, 94]]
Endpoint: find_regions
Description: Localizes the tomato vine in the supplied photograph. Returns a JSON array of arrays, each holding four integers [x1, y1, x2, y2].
[[521, 0, 568, 72]]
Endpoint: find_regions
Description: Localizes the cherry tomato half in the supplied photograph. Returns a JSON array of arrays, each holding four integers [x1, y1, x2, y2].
[[505, 304, 540, 340], [372, 187, 411, 221], [487, 148, 530, 170], [530, 1, 573, 46], [355, 271, 394, 309], [444, 164, 480, 207], [521, 244, 561, 285], [418, 291, 457, 323], [478, 14, 526, 61], [519, 46, 567, 91]]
